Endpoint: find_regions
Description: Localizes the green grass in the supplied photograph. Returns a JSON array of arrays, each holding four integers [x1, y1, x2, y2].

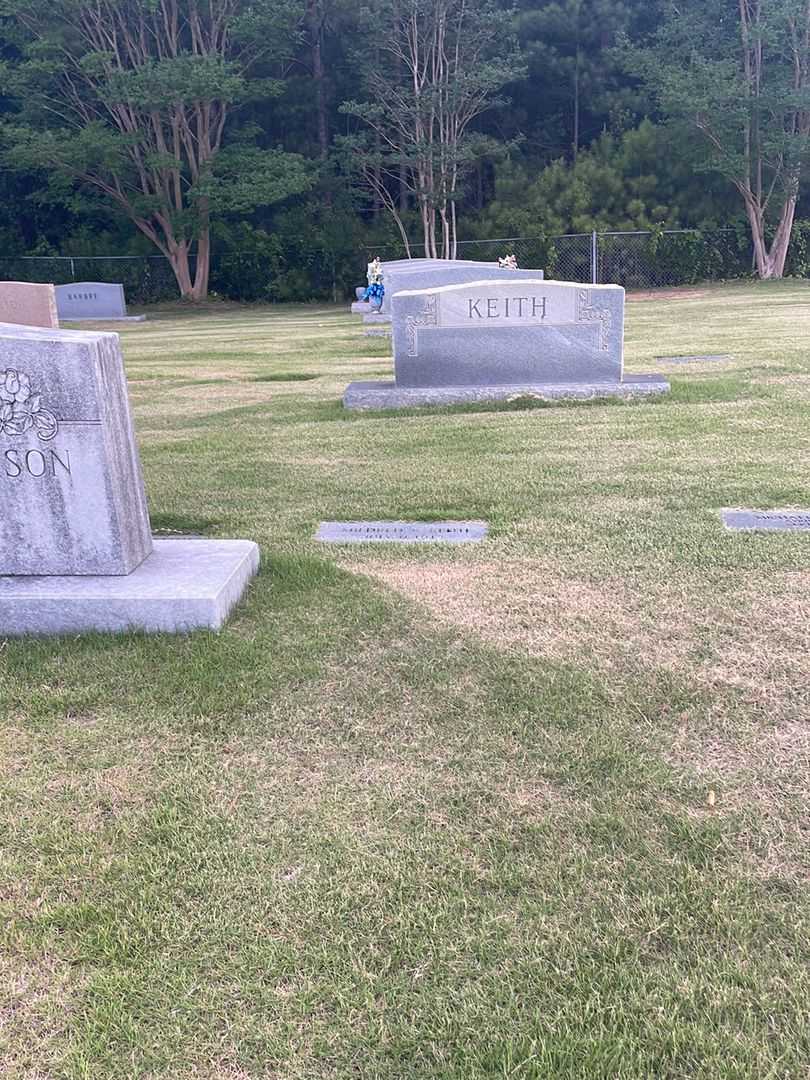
[[3, 281, 810, 1079]]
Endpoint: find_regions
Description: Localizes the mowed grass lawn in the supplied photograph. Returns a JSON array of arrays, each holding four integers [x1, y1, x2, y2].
[[2, 280, 810, 1079]]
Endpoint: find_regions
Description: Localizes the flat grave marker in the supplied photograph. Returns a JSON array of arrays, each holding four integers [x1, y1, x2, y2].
[[722, 509, 810, 531], [317, 520, 488, 543], [657, 354, 732, 364]]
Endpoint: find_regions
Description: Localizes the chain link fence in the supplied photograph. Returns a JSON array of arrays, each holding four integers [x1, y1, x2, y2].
[[0, 255, 184, 305], [366, 229, 753, 288], [1, 228, 755, 304]]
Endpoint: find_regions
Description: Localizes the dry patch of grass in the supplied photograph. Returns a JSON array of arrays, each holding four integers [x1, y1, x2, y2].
[[345, 559, 810, 716], [0, 955, 80, 1079]]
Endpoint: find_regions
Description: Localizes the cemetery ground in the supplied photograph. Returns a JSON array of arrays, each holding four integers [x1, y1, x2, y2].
[[2, 280, 809, 1080]]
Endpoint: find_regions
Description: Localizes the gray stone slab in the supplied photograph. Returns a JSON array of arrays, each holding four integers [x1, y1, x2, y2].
[[363, 313, 391, 324], [392, 278, 624, 387], [0, 323, 152, 575], [317, 520, 487, 543], [363, 328, 392, 338], [0, 281, 59, 328], [63, 315, 147, 323], [343, 377, 670, 410], [351, 301, 373, 315], [380, 263, 544, 314], [722, 509, 810, 531], [0, 538, 260, 635], [657, 354, 732, 364], [55, 282, 130, 321]]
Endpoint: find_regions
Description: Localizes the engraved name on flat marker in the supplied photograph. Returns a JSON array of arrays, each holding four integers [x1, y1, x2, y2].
[[316, 520, 488, 543], [722, 509, 810, 531], [657, 354, 732, 364]]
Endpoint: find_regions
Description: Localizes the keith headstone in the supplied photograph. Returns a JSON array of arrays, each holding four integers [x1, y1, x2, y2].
[[0, 281, 59, 329], [344, 278, 669, 409]]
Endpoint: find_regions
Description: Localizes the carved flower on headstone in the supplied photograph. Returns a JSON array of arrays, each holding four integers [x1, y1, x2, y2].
[[0, 369, 58, 440]]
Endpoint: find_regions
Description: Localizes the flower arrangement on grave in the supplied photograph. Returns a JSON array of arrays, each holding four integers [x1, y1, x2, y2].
[[0, 368, 58, 440], [362, 257, 385, 309], [498, 254, 518, 270]]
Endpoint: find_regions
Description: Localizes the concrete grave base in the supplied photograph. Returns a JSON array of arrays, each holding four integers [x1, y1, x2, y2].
[[350, 301, 373, 315], [343, 375, 670, 410], [363, 328, 392, 338], [363, 313, 391, 324], [0, 538, 259, 636]]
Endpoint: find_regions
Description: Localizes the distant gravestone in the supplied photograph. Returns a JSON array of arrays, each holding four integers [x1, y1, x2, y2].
[[378, 261, 543, 315], [722, 509, 810, 531], [0, 322, 258, 635], [344, 278, 670, 409], [317, 520, 488, 543], [55, 282, 145, 322], [0, 281, 59, 329]]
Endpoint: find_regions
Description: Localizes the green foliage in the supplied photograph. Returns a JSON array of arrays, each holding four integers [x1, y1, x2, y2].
[[473, 121, 738, 239]]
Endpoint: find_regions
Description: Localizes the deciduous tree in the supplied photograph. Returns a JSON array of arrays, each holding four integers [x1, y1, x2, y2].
[[2, 0, 312, 298], [628, 0, 810, 279]]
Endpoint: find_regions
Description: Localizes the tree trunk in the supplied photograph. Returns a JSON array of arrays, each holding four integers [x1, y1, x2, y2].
[[168, 242, 194, 298], [191, 227, 211, 301], [744, 190, 797, 279]]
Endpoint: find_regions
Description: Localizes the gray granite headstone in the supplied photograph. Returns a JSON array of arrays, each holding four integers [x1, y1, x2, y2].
[[0, 322, 259, 634], [394, 278, 624, 386], [344, 277, 670, 408], [0, 323, 152, 575], [379, 262, 542, 314], [722, 509, 810, 531], [55, 282, 144, 322]]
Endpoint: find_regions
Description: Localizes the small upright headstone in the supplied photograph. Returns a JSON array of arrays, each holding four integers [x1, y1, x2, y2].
[[344, 278, 669, 409], [0, 322, 258, 635], [55, 282, 145, 323], [0, 282, 59, 329]]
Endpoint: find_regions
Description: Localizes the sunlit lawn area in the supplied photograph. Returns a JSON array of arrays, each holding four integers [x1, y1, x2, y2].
[[2, 280, 810, 1078]]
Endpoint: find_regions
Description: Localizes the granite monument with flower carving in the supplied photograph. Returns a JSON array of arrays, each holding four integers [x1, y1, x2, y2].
[[0, 322, 258, 634]]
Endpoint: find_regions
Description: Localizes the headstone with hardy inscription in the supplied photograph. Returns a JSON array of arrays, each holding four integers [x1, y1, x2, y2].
[[55, 282, 145, 322]]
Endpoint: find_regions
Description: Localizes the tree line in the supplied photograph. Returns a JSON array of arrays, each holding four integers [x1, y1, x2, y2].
[[0, 0, 809, 299]]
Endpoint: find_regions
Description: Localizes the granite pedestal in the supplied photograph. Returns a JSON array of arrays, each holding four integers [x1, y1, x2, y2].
[[344, 376, 669, 409], [0, 539, 259, 635]]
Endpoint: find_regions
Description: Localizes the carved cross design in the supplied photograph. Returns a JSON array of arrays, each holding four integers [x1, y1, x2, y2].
[[576, 290, 611, 351], [405, 295, 439, 357]]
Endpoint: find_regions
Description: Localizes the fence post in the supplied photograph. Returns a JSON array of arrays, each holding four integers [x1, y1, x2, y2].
[[70, 257, 76, 280], [591, 231, 598, 285]]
